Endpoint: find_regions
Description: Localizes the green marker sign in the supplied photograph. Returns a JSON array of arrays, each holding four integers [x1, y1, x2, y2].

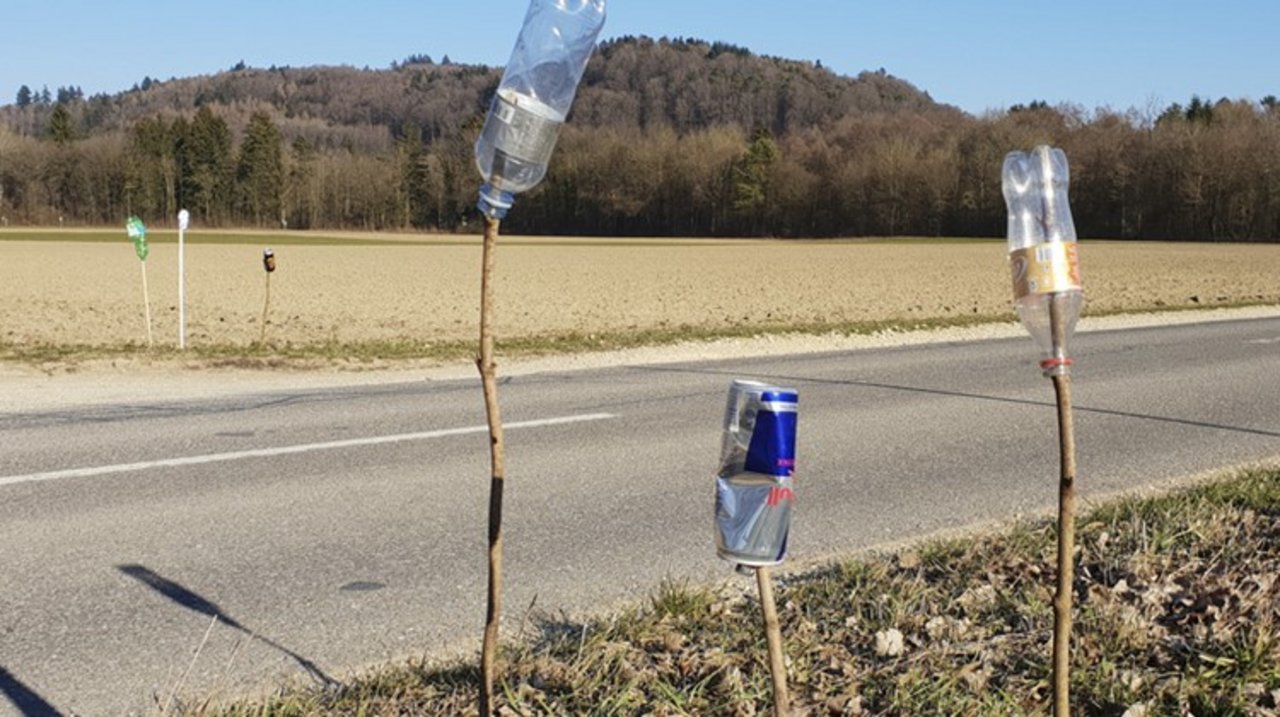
[[126, 216, 149, 261]]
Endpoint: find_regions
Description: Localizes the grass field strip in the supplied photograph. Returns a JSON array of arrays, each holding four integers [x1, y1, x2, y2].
[[0, 412, 616, 488]]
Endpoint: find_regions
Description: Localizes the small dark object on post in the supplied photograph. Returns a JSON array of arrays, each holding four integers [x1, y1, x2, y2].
[[259, 248, 276, 344]]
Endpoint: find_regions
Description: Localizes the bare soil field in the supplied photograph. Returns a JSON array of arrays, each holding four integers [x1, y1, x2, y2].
[[2, 233, 1278, 348]]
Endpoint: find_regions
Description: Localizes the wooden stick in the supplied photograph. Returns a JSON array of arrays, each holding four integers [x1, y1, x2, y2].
[[755, 566, 789, 716], [141, 261, 153, 347], [1048, 295, 1076, 717], [259, 272, 271, 345], [478, 215, 506, 717]]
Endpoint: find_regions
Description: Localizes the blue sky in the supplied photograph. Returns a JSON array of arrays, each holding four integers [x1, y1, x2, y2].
[[2, 0, 1276, 115]]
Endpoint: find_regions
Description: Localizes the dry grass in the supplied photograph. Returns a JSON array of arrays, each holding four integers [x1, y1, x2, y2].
[[189, 466, 1280, 716]]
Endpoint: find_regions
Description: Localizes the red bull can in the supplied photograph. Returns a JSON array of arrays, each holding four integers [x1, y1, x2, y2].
[[715, 380, 798, 567]]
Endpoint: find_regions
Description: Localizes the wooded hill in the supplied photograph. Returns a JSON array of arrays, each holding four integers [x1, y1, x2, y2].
[[1, 36, 1277, 240]]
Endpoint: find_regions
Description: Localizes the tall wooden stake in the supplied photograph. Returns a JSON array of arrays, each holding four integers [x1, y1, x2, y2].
[[756, 566, 789, 716], [259, 272, 272, 345], [478, 215, 506, 717], [140, 261, 154, 347], [1048, 295, 1076, 717]]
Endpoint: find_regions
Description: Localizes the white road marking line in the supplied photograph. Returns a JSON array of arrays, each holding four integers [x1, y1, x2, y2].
[[0, 413, 616, 488], [1246, 337, 1280, 345]]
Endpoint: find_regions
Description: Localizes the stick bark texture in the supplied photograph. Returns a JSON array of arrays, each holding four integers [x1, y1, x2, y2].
[[478, 215, 506, 717], [259, 273, 272, 345], [756, 566, 790, 716], [1050, 372, 1076, 717], [1048, 294, 1077, 717]]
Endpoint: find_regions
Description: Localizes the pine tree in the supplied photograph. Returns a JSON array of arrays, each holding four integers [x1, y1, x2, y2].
[[171, 115, 192, 211], [236, 111, 283, 225], [1185, 95, 1214, 124], [732, 130, 779, 222], [127, 116, 177, 218], [188, 106, 234, 222], [47, 104, 75, 145], [286, 136, 317, 229], [15, 85, 32, 107], [398, 124, 431, 228]]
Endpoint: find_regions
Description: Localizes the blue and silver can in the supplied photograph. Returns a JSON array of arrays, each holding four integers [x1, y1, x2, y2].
[[715, 379, 798, 567]]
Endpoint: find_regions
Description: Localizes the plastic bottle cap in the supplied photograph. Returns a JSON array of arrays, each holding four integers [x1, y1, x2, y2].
[[477, 183, 514, 220]]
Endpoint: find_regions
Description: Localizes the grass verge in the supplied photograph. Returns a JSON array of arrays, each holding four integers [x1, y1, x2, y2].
[[3, 301, 1276, 371], [5, 316, 996, 369], [190, 465, 1280, 716]]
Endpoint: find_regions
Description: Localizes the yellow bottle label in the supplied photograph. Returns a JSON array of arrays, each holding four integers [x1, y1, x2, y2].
[[1010, 242, 1082, 299]]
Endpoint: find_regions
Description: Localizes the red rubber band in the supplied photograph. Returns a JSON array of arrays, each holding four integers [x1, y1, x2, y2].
[[1039, 357, 1074, 370]]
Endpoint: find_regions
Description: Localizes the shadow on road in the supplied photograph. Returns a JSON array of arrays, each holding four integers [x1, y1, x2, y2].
[[0, 667, 60, 717], [633, 365, 1280, 438], [116, 564, 336, 687]]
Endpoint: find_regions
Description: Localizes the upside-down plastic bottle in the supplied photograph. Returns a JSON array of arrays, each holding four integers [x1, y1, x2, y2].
[[1002, 145, 1084, 375], [475, 0, 607, 219]]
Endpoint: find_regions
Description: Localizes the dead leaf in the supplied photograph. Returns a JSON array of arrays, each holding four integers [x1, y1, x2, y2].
[[874, 628, 905, 657]]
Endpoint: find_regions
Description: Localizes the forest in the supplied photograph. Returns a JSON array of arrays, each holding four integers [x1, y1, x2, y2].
[[1, 36, 1277, 240]]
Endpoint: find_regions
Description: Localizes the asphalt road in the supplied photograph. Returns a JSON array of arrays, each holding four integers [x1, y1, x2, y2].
[[2, 317, 1279, 716]]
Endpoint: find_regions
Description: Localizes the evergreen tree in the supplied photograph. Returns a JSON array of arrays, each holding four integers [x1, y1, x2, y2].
[[1157, 102, 1185, 126], [285, 136, 317, 229], [47, 104, 75, 145], [1186, 95, 1214, 124], [127, 116, 177, 218], [732, 129, 779, 230], [15, 85, 32, 107], [187, 106, 234, 222], [54, 86, 83, 104], [398, 124, 432, 227], [236, 111, 283, 225], [171, 115, 192, 211]]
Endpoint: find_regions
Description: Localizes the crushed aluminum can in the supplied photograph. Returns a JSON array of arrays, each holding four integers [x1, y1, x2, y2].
[[715, 379, 798, 567], [262, 248, 276, 273]]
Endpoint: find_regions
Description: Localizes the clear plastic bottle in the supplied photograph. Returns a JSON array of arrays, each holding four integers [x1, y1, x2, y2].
[[475, 0, 607, 218], [1002, 146, 1084, 375]]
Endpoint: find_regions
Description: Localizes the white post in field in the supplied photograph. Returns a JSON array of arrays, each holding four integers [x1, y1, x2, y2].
[[177, 209, 190, 350]]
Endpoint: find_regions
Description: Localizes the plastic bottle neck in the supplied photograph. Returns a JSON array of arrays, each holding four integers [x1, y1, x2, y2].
[[477, 184, 514, 220]]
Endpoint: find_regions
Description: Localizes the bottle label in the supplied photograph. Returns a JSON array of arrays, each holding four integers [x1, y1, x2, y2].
[[1010, 242, 1081, 299], [495, 99, 516, 124], [488, 90, 564, 165]]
